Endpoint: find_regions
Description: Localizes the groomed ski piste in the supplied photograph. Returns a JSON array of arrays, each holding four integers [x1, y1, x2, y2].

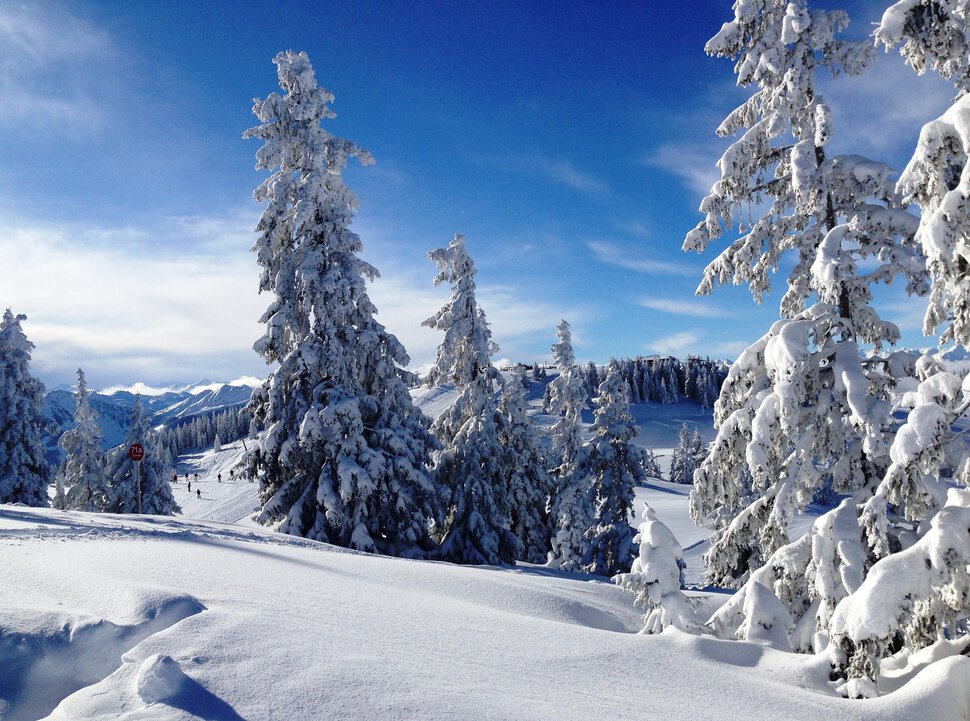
[[3, 385, 968, 720]]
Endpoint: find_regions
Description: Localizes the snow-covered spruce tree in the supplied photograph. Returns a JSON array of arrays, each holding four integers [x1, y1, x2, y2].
[[643, 447, 662, 480], [0, 309, 49, 507], [531, 363, 543, 382], [669, 423, 705, 485], [615, 503, 703, 634], [57, 369, 111, 512], [545, 319, 594, 570], [818, 6, 970, 695], [499, 369, 554, 563], [425, 234, 521, 565], [433, 379, 523, 565], [241, 51, 440, 556], [578, 362, 649, 576], [584, 361, 600, 400], [423, 233, 498, 388], [105, 397, 179, 515], [876, 0, 970, 96], [869, 0, 970, 544], [685, 0, 928, 588]]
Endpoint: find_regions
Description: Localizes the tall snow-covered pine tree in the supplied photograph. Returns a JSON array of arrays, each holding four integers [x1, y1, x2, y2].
[[822, 3, 970, 695], [545, 319, 594, 570], [499, 369, 554, 563], [425, 234, 520, 566], [422, 233, 499, 389], [242, 51, 440, 556], [578, 362, 648, 576], [685, 0, 927, 588]]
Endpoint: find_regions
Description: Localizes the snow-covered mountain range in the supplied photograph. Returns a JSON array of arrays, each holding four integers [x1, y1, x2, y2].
[[40, 378, 260, 461]]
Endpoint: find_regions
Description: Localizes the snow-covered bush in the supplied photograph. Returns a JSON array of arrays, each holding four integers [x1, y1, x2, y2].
[[829, 488, 970, 698], [615, 503, 701, 634], [707, 497, 869, 654], [242, 51, 440, 556]]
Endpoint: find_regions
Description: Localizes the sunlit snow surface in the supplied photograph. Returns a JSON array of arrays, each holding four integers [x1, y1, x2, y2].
[[4, 385, 968, 719], [3, 503, 964, 720]]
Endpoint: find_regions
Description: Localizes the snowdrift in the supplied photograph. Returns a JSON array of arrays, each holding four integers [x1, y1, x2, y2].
[[2, 506, 962, 721]]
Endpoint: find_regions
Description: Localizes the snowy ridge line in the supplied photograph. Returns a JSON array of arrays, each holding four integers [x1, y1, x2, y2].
[[0, 507, 362, 556], [640, 481, 691, 497], [681, 538, 710, 553]]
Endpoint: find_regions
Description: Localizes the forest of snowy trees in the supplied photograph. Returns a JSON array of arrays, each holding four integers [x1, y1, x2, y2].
[[5, 0, 970, 704]]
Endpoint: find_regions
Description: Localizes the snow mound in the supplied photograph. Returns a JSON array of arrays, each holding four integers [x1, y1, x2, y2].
[[136, 654, 185, 704], [0, 591, 204, 721]]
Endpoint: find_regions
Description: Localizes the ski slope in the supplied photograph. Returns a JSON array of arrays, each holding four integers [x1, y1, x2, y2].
[[171, 440, 257, 526]]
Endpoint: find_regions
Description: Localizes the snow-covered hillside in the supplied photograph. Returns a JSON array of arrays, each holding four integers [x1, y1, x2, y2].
[[5, 386, 968, 719], [3, 505, 964, 721], [166, 437, 715, 586], [170, 440, 257, 525]]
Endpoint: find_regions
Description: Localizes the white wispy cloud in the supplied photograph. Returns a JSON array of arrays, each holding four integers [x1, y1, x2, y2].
[[646, 331, 701, 356], [1, 210, 583, 386], [0, 213, 267, 387], [0, 3, 121, 133], [637, 297, 730, 318], [586, 240, 695, 276], [532, 157, 609, 196], [368, 278, 590, 372], [711, 340, 749, 360], [475, 154, 608, 196], [615, 220, 651, 238], [820, 50, 955, 163], [878, 297, 930, 335], [477, 284, 589, 350], [644, 142, 721, 198]]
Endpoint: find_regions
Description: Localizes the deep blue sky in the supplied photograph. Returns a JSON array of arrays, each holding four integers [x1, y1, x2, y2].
[[0, 0, 955, 389]]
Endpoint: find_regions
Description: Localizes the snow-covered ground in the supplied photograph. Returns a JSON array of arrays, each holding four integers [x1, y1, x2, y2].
[[5, 504, 965, 721], [6, 387, 966, 719], [170, 438, 715, 586]]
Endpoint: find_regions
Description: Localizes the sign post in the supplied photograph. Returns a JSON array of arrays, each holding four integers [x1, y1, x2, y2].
[[128, 443, 145, 514]]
